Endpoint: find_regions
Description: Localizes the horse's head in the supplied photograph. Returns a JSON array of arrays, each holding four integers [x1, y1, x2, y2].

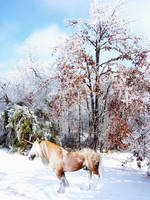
[[28, 138, 42, 160]]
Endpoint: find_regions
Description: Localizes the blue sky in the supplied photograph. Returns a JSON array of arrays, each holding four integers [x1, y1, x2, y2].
[[0, 0, 150, 77], [0, 0, 89, 76]]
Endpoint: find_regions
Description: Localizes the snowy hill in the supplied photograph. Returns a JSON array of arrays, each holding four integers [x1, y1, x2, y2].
[[0, 149, 149, 200]]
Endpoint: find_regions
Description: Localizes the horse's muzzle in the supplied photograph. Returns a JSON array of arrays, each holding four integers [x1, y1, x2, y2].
[[29, 154, 36, 160]]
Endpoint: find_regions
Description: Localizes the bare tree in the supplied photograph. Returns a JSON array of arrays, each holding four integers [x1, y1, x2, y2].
[[53, 0, 149, 149]]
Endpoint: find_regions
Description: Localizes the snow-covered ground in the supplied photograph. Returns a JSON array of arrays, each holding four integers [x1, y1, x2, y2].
[[0, 149, 149, 200]]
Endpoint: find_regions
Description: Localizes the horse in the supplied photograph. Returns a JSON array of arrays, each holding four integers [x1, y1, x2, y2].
[[28, 138, 103, 193]]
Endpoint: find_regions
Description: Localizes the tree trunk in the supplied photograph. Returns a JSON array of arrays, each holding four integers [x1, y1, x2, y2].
[[68, 110, 71, 135], [86, 95, 91, 136], [78, 102, 82, 147], [93, 45, 100, 150]]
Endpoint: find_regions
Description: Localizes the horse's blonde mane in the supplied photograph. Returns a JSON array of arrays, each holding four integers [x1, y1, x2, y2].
[[40, 141, 49, 165]]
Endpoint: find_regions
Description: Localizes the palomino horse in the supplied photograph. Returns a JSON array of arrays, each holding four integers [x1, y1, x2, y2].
[[28, 138, 103, 193]]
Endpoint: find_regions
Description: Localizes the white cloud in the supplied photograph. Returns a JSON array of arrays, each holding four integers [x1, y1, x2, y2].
[[123, 0, 150, 38], [16, 24, 64, 61]]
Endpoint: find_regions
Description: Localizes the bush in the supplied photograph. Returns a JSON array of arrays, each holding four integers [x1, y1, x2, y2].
[[0, 103, 60, 152]]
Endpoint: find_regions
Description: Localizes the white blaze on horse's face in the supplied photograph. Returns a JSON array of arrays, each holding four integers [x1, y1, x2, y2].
[[28, 140, 41, 160]]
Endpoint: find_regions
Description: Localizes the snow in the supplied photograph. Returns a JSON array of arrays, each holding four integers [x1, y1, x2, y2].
[[0, 149, 149, 200]]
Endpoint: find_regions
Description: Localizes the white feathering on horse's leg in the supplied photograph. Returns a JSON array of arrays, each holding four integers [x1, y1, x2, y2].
[[56, 172, 69, 193], [57, 179, 65, 193], [90, 174, 102, 190], [80, 171, 92, 191], [62, 174, 69, 187]]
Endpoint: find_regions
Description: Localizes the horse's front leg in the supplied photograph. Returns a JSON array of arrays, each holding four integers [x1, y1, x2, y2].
[[62, 174, 69, 187], [57, 180, 65, 193], [57, 172, 69, 193]]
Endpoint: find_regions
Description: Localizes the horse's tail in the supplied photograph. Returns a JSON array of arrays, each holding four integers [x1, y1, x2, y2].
[[98, 153, 104, 188]]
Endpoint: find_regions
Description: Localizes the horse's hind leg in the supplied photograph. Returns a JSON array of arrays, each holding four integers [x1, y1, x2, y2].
[[80, 170, 92, 191], [91, 169, 103, 190]]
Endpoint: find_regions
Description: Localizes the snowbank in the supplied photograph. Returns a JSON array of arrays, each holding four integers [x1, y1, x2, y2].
[[0, 149, 149, 200]]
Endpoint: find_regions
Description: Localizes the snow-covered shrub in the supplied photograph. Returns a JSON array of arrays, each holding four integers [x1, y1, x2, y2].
[[129, 129, 150, 169], [122, 113, 150, 172], [0, 103, 60, 151]]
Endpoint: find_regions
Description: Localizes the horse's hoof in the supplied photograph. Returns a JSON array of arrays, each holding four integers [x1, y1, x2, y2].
[[57, 189, 65, 193], [57, 186, 65, 193], [80, 184, 91, 191]]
